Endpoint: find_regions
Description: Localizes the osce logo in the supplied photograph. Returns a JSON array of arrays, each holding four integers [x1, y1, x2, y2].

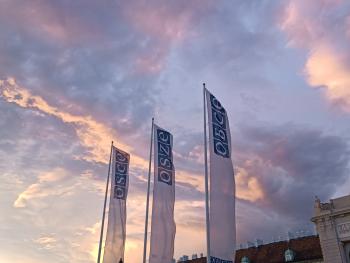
[[114, 149, 129, 200], [210, 256, 233, 263], [210, 94, 230, 158], [157, 128, 173, 186]]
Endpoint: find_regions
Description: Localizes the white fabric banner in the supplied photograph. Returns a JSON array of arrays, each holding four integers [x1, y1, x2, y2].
[[103, 146, 129, 263], [206, 89, 236, 263], [149, 124, 176, 263]]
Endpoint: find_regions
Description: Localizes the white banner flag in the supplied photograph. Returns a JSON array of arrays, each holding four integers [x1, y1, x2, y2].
[[103, 146, 129, 263], [206, 89, 236, 263], [149, 125, 176, 263]]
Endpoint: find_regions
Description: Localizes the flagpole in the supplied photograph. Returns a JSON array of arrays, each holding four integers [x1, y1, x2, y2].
[[97, 141, 114, 263], [203, 83, 211, 263], [143, 117, 154, 263]]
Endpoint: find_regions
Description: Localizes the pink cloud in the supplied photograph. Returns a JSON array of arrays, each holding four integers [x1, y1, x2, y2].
[[236, 166, 264, 202], [121, 0, 210, 74], [0, 78, 146, 165], [305, 45, 350, 110], [14, 168, 69, 208], [0, 0, 104, 45], [280, 0, 344, 47], [122, 1, 200, 43], [280, 0, 350, 111]]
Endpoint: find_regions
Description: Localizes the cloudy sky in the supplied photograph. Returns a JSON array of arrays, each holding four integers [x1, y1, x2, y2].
[[1, 0, 350, 262]]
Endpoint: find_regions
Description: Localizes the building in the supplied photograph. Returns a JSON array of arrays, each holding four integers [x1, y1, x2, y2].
[[235, 235, 323, 263], [181, 235, 323, 263], [311, 195, 350, 263], [182, 194, 350, 263]]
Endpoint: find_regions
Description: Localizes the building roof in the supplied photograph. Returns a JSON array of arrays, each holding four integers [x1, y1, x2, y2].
[[183, 235, 322, 263]]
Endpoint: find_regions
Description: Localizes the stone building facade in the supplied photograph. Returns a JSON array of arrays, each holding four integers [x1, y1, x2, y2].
[[311, 195, 350, 263]]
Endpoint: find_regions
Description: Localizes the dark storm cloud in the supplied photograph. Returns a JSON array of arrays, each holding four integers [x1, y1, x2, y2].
[[234, 123, 350, 235], [166, 123, 349, 243], [235, 199, 315, 244]]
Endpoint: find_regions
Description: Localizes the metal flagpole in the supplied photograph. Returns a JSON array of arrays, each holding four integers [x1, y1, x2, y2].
[[142, 117, 154, 263], [97, 141, 114, 263], [203, 83, 211, 263]]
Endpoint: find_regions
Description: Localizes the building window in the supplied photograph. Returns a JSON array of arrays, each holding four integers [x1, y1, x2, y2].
[[344, 242, 350, 262], [241, 256, 250, 263], [284, 249, 295, 262]]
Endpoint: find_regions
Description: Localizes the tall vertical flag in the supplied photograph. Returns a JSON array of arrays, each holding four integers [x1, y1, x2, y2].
[[149, 124, 176, 263], [103, 146, 130, 263], [205, 87, 236, 262]]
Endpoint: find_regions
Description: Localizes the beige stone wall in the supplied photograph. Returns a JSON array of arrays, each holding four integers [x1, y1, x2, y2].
[[311, 195, 350, 263], [316, 217, 342, 263]]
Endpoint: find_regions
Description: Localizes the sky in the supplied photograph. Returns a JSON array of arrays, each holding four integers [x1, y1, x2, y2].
[[1, 0, 350, 262]]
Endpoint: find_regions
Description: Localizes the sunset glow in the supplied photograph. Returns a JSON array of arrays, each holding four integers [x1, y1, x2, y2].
[[1, 1, 350, 262]]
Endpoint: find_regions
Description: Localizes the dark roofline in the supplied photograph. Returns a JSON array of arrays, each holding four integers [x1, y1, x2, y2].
[[183, 235, 323, 263]]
